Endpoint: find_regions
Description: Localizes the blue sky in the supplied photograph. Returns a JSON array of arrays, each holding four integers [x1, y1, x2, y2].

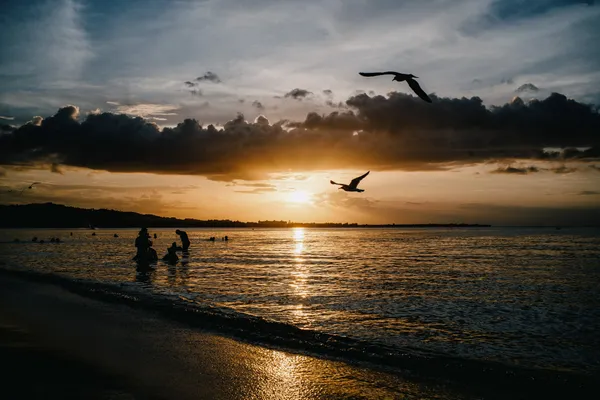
[[1, 0, 598, 125]]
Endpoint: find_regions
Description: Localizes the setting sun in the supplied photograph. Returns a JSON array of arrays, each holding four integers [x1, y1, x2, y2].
[[288, 190, 311, 204]]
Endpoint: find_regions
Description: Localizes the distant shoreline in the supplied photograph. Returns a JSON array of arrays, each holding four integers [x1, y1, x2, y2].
[[0, 202, 492, 229], [0, 224, 493, 229]]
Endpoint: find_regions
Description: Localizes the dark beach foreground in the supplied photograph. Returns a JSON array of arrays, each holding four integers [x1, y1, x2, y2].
[[0, 271, 597, 399], [0, 273, 472, 400]]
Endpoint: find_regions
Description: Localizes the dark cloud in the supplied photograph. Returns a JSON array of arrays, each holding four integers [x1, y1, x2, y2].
[[254, 115, 270, 126], [299, 111, 363, 131], [516, 83, 540, 93], [252, 100, 264, 110], [325, 100, 346, 108], [284, 88, 312, 100], [578, 190, 600, 195], [183, 80, 203, 96], [323, 89, 333, 96], [196, 71, 221, 83], [1, 91, 599, 180], [491, 166, 539, 174]]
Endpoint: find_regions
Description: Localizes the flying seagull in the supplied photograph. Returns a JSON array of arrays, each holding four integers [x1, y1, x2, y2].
[[330, 171, 370, 192], [358, 71, 432, 103], [20, 181, 41, 195]]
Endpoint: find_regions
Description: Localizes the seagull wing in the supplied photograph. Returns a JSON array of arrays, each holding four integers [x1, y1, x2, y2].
[[330, 180, 343, 186], [349, 171, 370, 189], [359, 71, 400, 78], [406, 78, 432, 103]]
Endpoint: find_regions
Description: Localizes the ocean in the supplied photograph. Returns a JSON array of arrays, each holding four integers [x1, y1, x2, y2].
[[1, 227, 599, 378]]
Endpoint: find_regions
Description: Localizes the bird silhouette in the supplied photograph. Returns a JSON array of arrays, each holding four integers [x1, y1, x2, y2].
[[19, 181, 41, 195], [330, 171, 370, 192], [358, 71, 432, 103]]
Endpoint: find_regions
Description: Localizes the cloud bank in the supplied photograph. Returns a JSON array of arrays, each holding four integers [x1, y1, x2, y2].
[[0, 91, 598, 181]]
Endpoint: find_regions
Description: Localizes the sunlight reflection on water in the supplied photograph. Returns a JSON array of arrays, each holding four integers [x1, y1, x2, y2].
[[1, 226, 599, 373]]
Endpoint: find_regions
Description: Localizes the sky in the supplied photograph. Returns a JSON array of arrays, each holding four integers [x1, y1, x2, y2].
[[1, 0, 599, 225]]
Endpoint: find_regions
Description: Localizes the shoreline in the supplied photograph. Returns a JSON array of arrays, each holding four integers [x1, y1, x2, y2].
[[1, 269, 598, 399], [0, 272, 474, 400]]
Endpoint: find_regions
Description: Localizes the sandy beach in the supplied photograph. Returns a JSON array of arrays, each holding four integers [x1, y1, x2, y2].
[[0, 273, 476, 400]]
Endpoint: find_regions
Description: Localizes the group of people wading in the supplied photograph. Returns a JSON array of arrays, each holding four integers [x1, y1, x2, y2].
[[134, 228, 190, 265]]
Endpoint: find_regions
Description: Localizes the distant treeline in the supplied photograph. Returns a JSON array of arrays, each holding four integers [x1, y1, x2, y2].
[[0, 203, 491, 228]]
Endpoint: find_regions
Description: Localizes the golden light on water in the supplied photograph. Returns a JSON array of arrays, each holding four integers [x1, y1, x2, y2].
[[293, 227, 305, 242], [293, 228, 305, 258], [291, 227, 309, 303]]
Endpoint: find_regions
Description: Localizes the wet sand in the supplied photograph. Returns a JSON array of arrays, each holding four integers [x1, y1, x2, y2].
[[0, 274, 473, 400]]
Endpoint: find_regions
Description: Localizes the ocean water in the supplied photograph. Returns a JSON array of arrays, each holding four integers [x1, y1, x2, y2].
[[1, 227, 599, 376]]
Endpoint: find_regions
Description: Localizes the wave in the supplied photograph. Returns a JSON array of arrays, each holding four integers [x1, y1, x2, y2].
[[0, 266, 597, 397]]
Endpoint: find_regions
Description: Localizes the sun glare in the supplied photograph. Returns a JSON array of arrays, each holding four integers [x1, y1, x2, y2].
[[288, 190, 311, 204]]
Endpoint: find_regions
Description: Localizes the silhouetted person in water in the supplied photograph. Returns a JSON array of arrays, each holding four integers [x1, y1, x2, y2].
[[148, 247, 158, 262], [175, 229, 190, 251], [154, 233, 157, 239], [134, 227, 157, 263], [162, 242, 181, 264], [114, 234, 119, 238]]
